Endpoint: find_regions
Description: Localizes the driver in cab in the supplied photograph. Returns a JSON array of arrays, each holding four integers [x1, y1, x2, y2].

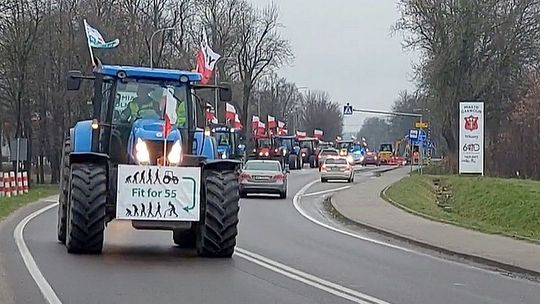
[[121, 85, 187, 127]]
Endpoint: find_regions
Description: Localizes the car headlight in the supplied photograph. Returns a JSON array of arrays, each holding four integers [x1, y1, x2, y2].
[[135, 138, 150, 164], [259, 151, 263, 156], [374, 156, 378, 160], [167, 140, 182, 165], [274, 148, 279, 153], [301, 152, 306, 157], [253, 148, 257, 153]]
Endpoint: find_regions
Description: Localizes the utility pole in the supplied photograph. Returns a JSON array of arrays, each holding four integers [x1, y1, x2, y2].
[[149, 27, 174, 68]]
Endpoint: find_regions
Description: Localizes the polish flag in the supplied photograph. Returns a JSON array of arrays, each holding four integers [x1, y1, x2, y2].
[[233, 113, 243, 129], [314, 129, 324, 139], [251, 115, 260, 131], [205, 103, 218, 124], [257, 121, 266, 135], [196, 29, 221, 84], [296, 131, 307, 138], [267, 115, 277, 129], [225, 102, 236, 121], [281, 129, 288, 135], [278, 121, 285, 128], [163, 90, 177, 137]]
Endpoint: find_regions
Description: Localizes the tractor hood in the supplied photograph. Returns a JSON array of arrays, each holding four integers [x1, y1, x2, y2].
[[131, 118, 181, 142]]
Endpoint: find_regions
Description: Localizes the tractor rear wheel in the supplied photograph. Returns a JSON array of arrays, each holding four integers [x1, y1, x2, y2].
[[197, 170, 239, 258], [57, 138, 70, 244], [65, 163, 107, 254], [289, 155, 298, 170], [309, 155, 316, 168], [173, 228, 196, 248]]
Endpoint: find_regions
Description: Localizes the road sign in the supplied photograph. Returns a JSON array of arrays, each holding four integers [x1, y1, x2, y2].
[[343, 104, 353, 115], [415, 122, 428, 129], [418, 130, 427, 142], [409, 129, 418, 140]]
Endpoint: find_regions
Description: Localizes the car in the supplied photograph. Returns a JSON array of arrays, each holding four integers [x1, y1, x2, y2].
[[317, 148, 339, 170], [361, 151, 381, 166], [320, 157, 354, 183], [239, 160, 289, 198]]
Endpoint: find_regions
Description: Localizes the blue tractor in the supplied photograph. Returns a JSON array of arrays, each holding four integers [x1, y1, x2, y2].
[[274, 135, 302, 170], [57, 64, 241, 257], [211, 124, 246, 162]]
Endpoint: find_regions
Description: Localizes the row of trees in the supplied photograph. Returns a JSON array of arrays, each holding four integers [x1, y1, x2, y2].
[[358, 0, 540, 178], [0, 0, 343, 183]]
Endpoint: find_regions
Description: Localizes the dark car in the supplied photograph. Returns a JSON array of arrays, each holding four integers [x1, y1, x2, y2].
[[361, 151, 380, 166]]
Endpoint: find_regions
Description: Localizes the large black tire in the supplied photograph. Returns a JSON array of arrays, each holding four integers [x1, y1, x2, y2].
[[309, 155, 316, 168], [289, 155, 298, 170], [57, 138, 70, 244], [173, 228, 196, 248], [196, 170, 239, 258], [65, 163, 107, 254]]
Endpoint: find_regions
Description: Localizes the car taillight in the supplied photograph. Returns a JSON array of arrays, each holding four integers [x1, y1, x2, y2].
[[240, 173, 251, 180], [321, 165, 327, 172], [273, 174, 285, 180]]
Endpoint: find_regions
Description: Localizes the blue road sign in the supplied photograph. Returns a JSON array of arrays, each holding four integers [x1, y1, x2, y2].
[[343, 104, 353, 115], [409, 129, 418, 140]]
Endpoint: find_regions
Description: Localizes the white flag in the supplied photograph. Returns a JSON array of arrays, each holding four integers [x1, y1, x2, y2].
[[84, 20, 119, 49]]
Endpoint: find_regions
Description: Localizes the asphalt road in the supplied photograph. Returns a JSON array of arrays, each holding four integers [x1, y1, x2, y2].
[[0, 166, 539, 304]]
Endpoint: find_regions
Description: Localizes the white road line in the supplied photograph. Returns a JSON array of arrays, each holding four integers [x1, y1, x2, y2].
[[235, 248, 391, 304], [301, 185, 351, 197], [13, 203, 62, 304], [293, 180, 414, 253]]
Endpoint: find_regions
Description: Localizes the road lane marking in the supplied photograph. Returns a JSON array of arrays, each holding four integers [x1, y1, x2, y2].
[[301, 185, 351, 197], [293, 180, 414, 253], [235, 247, 391, 304], [14, 203, 62, 304]]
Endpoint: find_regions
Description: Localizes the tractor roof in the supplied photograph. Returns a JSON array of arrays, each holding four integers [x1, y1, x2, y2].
[[297, 137, 318, 141], [276, 135, 296, 139], [97, 65, 202, 82]]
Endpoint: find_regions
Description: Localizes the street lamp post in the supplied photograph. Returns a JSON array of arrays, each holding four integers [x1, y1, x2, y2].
[[149, 27, 175, 68]]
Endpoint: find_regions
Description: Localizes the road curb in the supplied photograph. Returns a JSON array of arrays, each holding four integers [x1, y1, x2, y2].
[[329, 175, 540, 279]]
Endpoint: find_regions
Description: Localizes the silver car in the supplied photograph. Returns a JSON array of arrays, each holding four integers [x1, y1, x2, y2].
[[239, 160, 289, 198], [320, 157, 354, 183]]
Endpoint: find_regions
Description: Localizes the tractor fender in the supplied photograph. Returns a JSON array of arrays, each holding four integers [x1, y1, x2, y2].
[[72, 120, 93, 152], [193, 131, 217, 160], [69, 152, 110, 165], [202, 159, 242, 172]]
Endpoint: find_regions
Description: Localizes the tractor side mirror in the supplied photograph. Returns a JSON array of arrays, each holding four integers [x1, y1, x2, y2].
[[66, 70, 83, 91], [219, 84, 232, 102]]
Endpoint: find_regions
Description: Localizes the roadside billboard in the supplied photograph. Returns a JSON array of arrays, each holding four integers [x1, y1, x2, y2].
[[459, 101, 484, 175]]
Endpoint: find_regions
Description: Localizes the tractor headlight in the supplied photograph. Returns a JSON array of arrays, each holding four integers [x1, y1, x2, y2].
[[253, 148, 257, 153], [274, 148, 279, 153], [259, 151, 263, 156], [135, 138, 150, 164], [282, 149, 287, 156], [167, 140, 182, 165], [221, 152, 227, 159], [264, 151, 269, 157], [301, 152, 306, 157]]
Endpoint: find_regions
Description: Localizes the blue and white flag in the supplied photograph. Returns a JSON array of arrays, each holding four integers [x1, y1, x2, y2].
[[84, 20, 119, 49]]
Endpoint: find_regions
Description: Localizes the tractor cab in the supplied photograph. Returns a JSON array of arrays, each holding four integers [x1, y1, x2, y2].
[[251, 134, 275, 158], [211, 125, 246, 161], [378, 143, 394, 164], [274, 135, 301, 169], [297, 137, 320, 168], [59, 65, 241, 258], [336, 140, 354, 156]]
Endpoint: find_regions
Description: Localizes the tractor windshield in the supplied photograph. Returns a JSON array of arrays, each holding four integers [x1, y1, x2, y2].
[[215, 132, 231, 146], [299, 140, 313, 150], [276, 138, 294, 151], [380, 144, 393, 152], [336, 141, 352, 150], [257, 138, 272, 148], [113, 79, 188, 127]]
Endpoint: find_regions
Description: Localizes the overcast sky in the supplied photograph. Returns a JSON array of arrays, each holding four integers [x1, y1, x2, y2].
[[249, 0, 418, 132]]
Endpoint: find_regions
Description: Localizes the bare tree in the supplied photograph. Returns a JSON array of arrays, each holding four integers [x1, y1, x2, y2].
[[299, 91, 343, 141]]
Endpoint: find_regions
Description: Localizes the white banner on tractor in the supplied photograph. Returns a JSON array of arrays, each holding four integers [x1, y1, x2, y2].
[[459, 101, 484, 175], [116, 165, 201, 221]]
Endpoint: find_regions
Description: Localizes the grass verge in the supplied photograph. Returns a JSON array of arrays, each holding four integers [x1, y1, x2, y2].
[[384, 174, 540, 242], [0, 185, 58, 220]]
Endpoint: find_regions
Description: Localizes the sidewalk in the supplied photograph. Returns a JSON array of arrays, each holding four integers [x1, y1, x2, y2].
[[332, 167, 540, 275]]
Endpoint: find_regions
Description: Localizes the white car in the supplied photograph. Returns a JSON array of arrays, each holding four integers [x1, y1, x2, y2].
[[320, 157, 354, 183]]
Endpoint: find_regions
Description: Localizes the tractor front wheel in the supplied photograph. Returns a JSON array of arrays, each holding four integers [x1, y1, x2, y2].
[[65, 163, 107, 254], [289, 155, 298, 170], [309, 155, 316, 168], [196, 170, 239, 258], [57, 137, 70, 244]]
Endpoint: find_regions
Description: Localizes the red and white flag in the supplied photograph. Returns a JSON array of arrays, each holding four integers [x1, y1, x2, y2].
[[278, 121, 285, 128], [281, 129, 288, 135], [233, 113, 243, 129], [163, 90, 177, 137], [314, 129, 324, 139], [267, 115, 276, 129], [251, 115, 260, 131], [205, 103, 218, 124], [225, 102, 236, 121], [257, 121, 266, 135], [196, 29, 221, 84], [296, 131, 307, 138]]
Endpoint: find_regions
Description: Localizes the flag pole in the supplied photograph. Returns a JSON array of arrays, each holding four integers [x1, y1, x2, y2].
[[83, 20, 95, 68], [163, 95, 168, 167]]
